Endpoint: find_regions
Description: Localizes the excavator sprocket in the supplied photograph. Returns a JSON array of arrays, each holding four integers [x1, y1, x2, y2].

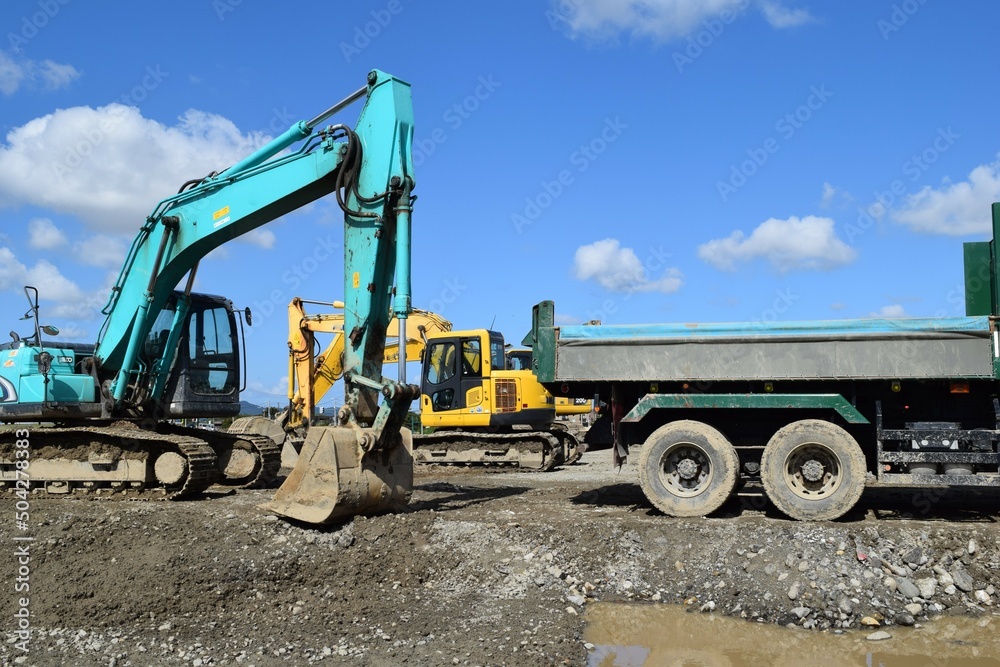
[[0, 423, 218, 499], [412, 430, 564, 470]]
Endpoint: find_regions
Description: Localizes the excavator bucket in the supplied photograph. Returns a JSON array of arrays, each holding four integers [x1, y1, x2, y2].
[[261, 426, 413, 524]]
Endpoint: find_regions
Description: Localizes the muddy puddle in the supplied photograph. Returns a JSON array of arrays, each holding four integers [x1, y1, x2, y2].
[[584, 603, 1000, 666]]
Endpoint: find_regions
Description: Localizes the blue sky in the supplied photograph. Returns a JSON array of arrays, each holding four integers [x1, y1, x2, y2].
[[1, 0, 999, 408]]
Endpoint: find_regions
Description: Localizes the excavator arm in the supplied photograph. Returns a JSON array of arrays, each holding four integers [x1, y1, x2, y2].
[[93, 70, 415, 426]]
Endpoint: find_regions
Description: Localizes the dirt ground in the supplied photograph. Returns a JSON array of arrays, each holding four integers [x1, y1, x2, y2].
[[3, 447, 1000, 667]]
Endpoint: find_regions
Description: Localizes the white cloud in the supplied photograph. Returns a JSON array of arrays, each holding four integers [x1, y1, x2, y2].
[[553, 0, 813, 42], [819, 183, 855, 209], [242, 229, 277, 249], [891, 158, 1000, 235], [870, 304, 907, 318], [0, 104, 269, 234], [0, 245, 108, 321], [73, 235, 129, 268], [574, 238, 683, 293], [0, 51, 80, 95], [698, 215, 856, 272], [758, 1, 813, 27], [28, 218, 68, 249], [247, 376, 289, 398]]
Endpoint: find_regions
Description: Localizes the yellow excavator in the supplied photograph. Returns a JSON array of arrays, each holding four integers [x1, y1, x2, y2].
[[414, 333, 583, 469], [234, 301, 583, 471]]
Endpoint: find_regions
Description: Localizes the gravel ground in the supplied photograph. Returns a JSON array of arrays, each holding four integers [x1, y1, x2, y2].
[[3, 447, 1000, 666]]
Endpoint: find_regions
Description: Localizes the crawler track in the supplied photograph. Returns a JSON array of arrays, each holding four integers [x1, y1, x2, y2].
[[413, 430, 566, 470], [162, 424, 282, 489], [0, 423, 218, 499]]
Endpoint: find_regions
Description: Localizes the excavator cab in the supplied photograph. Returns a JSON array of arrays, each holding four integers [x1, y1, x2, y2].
[[152, 292, 244, 418], [420, 329, 556, 428], [422, 330, 505, 420]]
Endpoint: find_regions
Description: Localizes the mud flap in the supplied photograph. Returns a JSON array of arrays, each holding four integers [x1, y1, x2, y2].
[[261, 426, 413, 524]]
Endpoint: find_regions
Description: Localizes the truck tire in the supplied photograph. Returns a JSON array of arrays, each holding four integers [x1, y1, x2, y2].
[[638, 420, 739, 517], [761, 419, 866, 521]]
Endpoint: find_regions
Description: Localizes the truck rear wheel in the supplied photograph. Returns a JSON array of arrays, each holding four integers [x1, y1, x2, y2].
[[638, 420, 738, 517], [761, 419, 866, 521]]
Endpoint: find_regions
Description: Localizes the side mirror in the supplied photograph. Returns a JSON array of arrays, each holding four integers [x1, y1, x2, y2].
[[244, 307, 253, 326], [41, 325, 60, 337]]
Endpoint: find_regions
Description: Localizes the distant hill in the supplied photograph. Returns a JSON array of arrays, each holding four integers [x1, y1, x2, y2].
[[239, 400, 264, 416]]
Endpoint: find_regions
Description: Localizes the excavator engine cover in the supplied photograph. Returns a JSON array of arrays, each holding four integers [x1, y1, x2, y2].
[[262, 425, 412, 524]]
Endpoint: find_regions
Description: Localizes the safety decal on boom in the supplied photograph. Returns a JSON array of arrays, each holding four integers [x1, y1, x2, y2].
[[213, 205, 232, 228]]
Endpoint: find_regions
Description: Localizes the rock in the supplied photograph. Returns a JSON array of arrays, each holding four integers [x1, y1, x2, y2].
[[566, 606, 578, 616], [790, 607, 810, 619], [895, 613, 915, 627], [888, 563, 909, 577], [700, 601, 716, 613], [944, 585, 956, 595], [974, 590, 992, 605], [837, 598, 854, 614], [867, 631, 892, 641], [937, 571, 954, 587], [567, 595, 586, 607], [952, 569, 974, 593], [968, 539, 977, 555], [860, 616, 880, 627], [901, 547, 922, 567], [787, 582, 800, 600], [778, 572, 789, 582], [895, 578, 921, 599], [584, 643, 595, 651], [797, 561, 810, 572], [904, 603, 923, 616], [884, 577, 897, 592], [916, 578, 937, 599]]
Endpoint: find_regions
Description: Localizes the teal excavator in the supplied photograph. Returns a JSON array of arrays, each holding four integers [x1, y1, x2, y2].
[[0, 70, 418, 523]]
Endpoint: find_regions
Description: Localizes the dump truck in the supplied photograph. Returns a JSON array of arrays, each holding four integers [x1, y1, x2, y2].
[[526, 202, 1000, 521]]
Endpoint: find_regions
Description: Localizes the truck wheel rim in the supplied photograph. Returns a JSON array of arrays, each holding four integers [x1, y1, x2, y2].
[[658, 442, 713, 498], [783, 443, 842, 500]]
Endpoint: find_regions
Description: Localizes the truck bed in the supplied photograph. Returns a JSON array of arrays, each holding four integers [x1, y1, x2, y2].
[[551, 316, 994, 382]]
